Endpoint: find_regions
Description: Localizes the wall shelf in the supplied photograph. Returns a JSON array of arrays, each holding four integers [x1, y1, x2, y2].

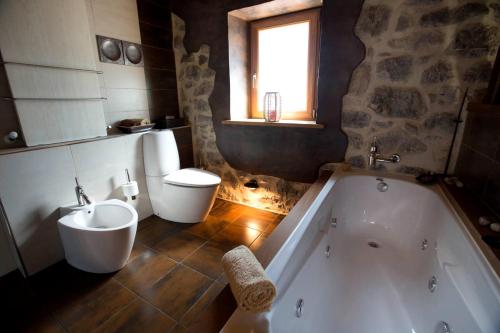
[[222, 119, 324, 129]]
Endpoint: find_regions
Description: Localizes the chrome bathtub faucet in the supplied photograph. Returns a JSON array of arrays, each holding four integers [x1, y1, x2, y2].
[[368, 137, 401, 169], [75, 177, 92, 206]]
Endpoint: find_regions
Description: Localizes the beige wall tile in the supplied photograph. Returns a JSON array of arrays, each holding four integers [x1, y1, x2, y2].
[[16, 100, 107, 146], [92, 0, 141, 43], [0, 0, 97, 69]]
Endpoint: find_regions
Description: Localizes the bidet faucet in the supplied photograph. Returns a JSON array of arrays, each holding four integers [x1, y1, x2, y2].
[[368, 137, 401, 169], [75, 177, 92, 206]]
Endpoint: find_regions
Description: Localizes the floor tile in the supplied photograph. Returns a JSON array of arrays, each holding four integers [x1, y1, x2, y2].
[[11, 313, 66, 333], [114, 251, 176, 294], [170, 325, 187, 333], [180, 281, 226, 328], [1, 200, 286, 333], [183, 241, 234, 279], [249, 233, 269, 252], [154, 231, 206, 261], [94, 298, 176, 333], [233, 213, 274, 232], [136, 216, 178, 247], [183, 215, 230, 239], [212, 224, 261, 247], [52, 278, 136, 333], [209, 201, 245, 222], [140, 264, 213, 320], [128, 241, 154, 263]]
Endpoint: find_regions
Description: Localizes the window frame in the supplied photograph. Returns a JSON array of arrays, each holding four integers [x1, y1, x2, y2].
[[249, 8, 320, 121]]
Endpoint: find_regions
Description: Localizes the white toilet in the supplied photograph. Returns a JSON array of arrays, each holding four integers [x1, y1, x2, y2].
[[143, 130, 221, 223]]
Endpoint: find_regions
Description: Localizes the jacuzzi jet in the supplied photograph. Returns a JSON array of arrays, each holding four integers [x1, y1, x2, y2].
[[368, 241, 380, 248], [295, 298, 304, 318], [325, 245, 331, 258], [428, 276, 438, 293], [436, 321, 452, 333]]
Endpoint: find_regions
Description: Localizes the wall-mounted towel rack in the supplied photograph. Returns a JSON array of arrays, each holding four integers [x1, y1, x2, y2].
[[2, 97, 107, 101], [0, 61, 103, 74]]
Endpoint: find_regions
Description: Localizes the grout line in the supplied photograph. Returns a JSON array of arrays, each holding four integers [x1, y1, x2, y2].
[[462, 143, 498, 164], [134, 237, 215, 282], [111, 276, 179, 327], [49, 311, 70, 333], [176, 278, 219, 329], [139, 19, 173, 31], [91, 298, 140, 332]]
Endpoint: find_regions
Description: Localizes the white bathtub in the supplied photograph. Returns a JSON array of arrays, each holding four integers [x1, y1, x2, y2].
[[222, 172, 500, 333]]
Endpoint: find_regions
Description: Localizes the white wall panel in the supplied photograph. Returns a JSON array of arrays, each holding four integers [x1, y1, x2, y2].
[[70, 133, 152, 220], [105, 88, 149, 113], [92, 0, 142, 43], [0, 0, 97, 70], [102, 64, 147, 89], [0, 147, 76, 274], [0, 134, 153, 276], [16, 100, 107, 146], [5, 65, 102, 99]]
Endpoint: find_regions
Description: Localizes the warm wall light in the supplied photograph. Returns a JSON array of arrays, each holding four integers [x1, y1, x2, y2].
[[244, 179, 259, 190]]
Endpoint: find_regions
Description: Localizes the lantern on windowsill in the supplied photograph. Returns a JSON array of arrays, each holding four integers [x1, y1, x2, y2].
[[263, 92, 282, 122]]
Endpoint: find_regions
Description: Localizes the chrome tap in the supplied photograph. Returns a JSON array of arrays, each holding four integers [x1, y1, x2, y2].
[[368, 137, 401, 169], [75, 177, 92, 206]]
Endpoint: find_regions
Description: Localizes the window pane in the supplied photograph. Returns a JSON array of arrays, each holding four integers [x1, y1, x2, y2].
[[257, 22, 309, 113]]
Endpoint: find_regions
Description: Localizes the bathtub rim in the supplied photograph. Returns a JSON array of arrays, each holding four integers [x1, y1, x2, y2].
[[221, 170, 500, 333], [333, 170, 500, 283]]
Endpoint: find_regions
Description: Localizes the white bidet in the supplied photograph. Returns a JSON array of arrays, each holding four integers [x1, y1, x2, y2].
[[58, 199, 138, 273]]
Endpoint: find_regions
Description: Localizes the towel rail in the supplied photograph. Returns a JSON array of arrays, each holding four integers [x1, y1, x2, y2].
[[2, 97, 107, 101], [0, 61, 103, 74]]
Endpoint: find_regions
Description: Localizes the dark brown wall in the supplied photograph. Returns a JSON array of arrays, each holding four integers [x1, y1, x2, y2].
[[455, 106, 500, 217], [171, 0, 365, 182], [172, 126, 195, 168], [137, 0, 193, 166], [0, 53, 23, 149], [137, 0, 179, 122]]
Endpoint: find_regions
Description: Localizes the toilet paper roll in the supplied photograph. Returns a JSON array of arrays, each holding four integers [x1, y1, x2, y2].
[[122, 181, 139, 197]]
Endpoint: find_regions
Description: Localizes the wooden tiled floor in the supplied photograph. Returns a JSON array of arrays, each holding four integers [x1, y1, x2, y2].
[[1, 199, 284, 333]]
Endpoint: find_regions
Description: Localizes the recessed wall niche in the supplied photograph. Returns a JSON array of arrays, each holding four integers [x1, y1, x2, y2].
[[227, 0, 322, 120], [172, 0, 363, 182]]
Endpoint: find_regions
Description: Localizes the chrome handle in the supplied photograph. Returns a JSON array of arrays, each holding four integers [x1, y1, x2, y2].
[[252, 73, 257, 89]]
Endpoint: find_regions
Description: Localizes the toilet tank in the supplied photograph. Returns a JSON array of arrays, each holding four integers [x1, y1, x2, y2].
[[143, 130, 180, 177]]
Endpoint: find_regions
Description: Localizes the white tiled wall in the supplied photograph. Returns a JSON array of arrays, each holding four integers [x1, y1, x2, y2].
[[90, 0, 151, 128], [0, 133, 153, 276]]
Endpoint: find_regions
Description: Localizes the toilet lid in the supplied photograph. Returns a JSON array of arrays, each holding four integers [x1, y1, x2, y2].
[[163, 168, 221, 187]]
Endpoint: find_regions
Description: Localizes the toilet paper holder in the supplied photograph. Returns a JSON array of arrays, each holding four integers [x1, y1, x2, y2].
[[122, 169, 139, 200]]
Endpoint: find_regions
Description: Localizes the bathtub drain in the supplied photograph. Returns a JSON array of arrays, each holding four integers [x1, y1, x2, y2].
[[368, 241, 380, 248]]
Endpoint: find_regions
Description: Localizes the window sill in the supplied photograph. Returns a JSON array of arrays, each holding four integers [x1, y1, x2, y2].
[[221, 119, 324, 129]]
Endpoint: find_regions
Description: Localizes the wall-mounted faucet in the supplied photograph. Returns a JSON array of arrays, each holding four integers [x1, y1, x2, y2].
[[368, 137, 401, 169], [75, 177, 92, 206]]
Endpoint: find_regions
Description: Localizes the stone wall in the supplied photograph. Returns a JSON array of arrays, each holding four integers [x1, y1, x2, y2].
[[344, 0, 499, 174], [171, 0, 499, 213], [172, 15, 309, 214]]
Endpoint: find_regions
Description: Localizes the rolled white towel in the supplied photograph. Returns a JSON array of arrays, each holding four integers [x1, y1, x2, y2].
[[221, 245, 276, 312]]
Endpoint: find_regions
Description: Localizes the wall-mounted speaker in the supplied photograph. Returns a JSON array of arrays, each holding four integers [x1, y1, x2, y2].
[[96, 35, 124, 64], [123, 41, 144, 67]]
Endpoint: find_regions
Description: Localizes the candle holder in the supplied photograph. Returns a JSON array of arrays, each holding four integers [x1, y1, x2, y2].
[[263, 92, 282, 122]]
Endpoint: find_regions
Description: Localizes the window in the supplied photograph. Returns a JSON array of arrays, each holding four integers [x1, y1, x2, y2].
[[250, 9, 320, 121]]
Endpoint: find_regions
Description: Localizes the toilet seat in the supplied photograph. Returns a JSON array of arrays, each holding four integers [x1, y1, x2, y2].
[[163, 168, 221, 188]]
